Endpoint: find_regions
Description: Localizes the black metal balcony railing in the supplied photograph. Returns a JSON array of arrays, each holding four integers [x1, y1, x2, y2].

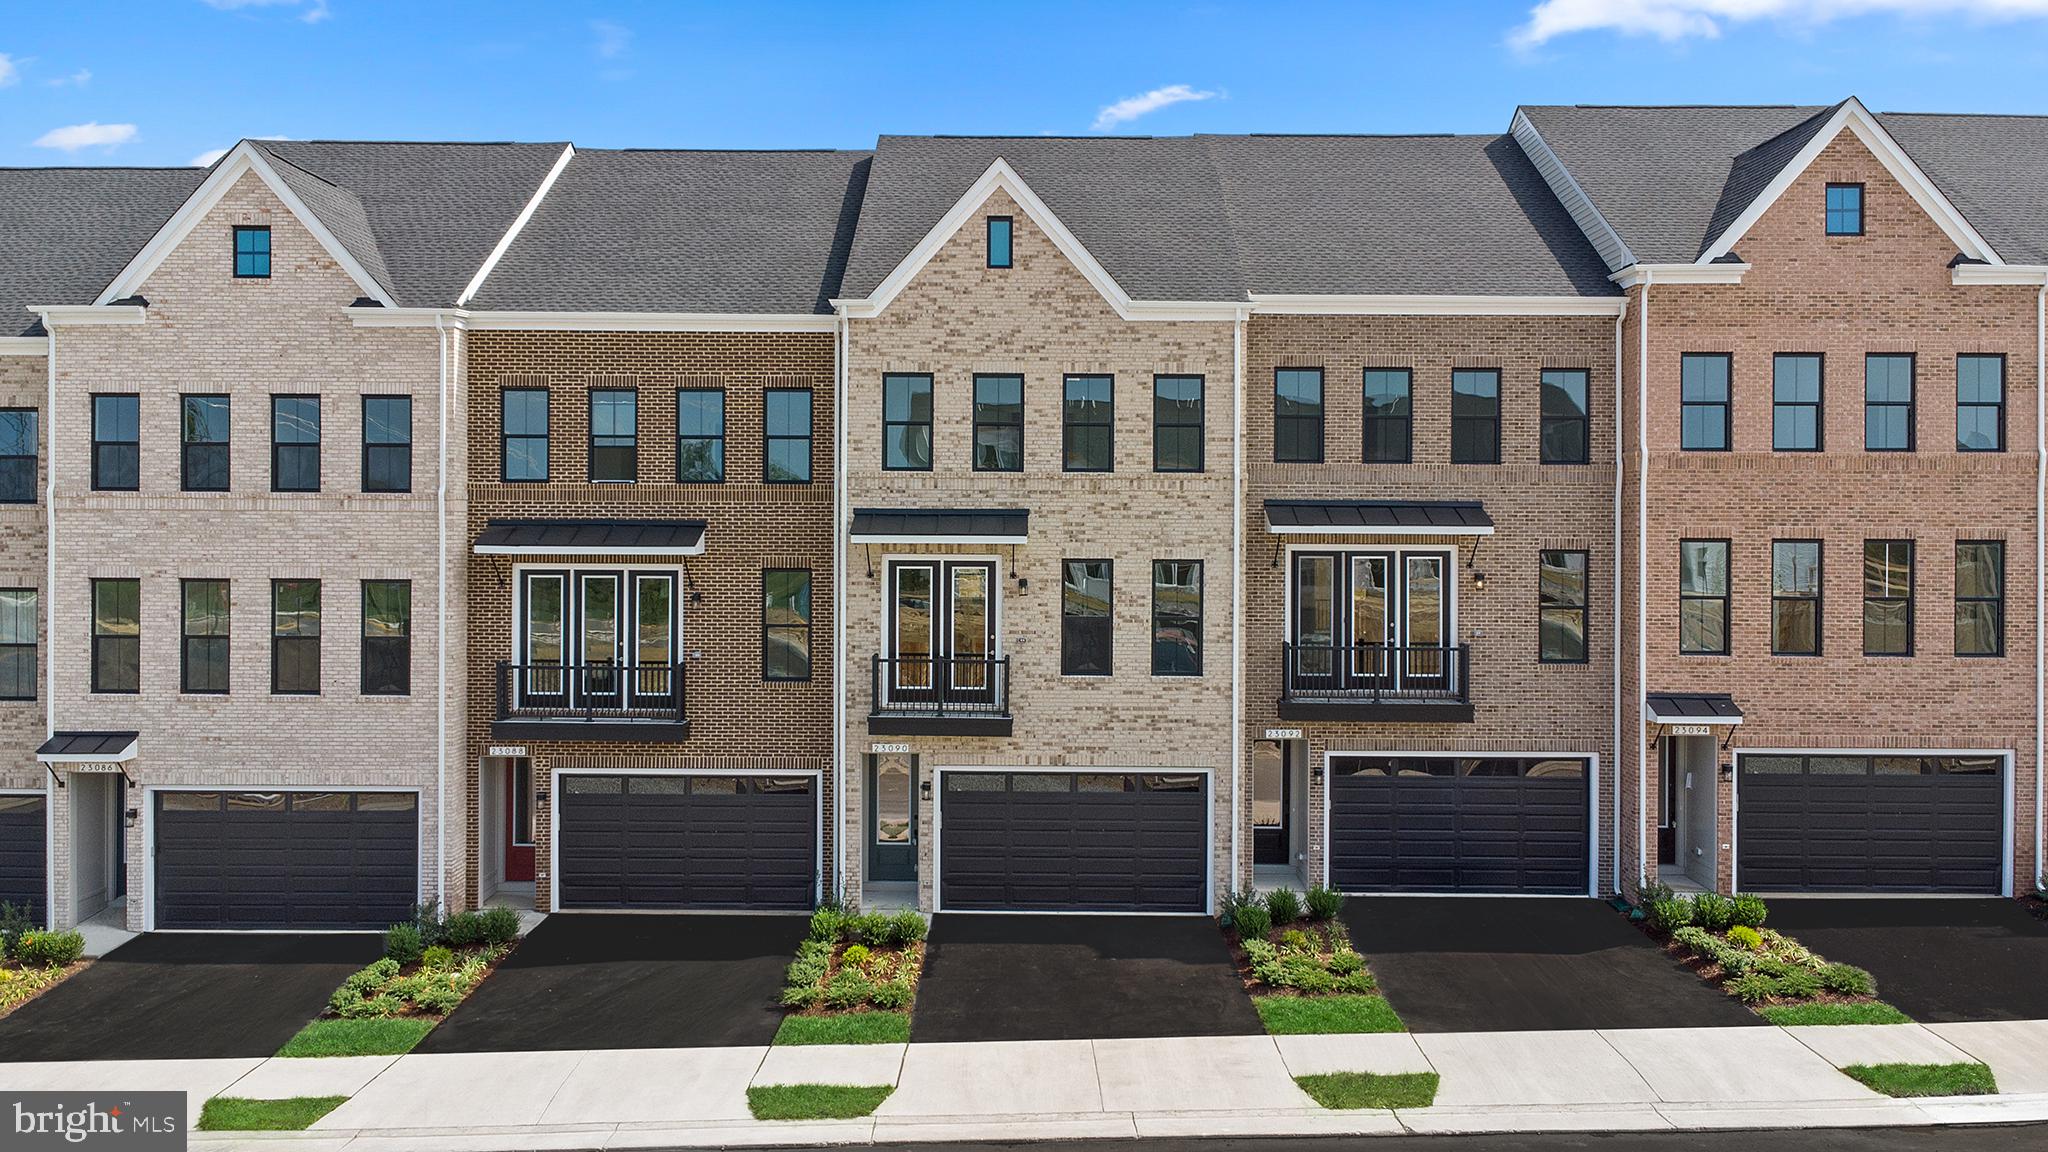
[[1281, 642, 1469, 707], [495, 660, 686, 727], [870, 654, 1011, 731]]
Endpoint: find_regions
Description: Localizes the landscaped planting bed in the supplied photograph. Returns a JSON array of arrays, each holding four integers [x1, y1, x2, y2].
[[776, 906, 927, 1045], [0, 903, 87, 1021], [1637, 889, 1905, 1025], [1222, 886, 1404, 1035], [282, 905, 522, 1057]]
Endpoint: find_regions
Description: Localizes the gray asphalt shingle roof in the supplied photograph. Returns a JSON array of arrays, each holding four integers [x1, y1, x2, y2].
[[467, 148, 871, 314], [1879, 112, 2048, 264], [0, 166, 205, 336]]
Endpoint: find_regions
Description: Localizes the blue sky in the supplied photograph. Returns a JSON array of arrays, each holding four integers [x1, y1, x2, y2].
[[4, 1, 2048, 167]]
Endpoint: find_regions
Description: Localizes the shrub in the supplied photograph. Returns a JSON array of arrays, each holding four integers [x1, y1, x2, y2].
[[1279, 957, 1336, 994], [1821, 963, 1875, 997], [1646, 897, 1694, 934], [1669, 926, 1715, 955], [869, 978, 914, 1010], [476, 906, 521, 945], [421, 945, 456, 971], [1690, 892, 1736, 933], [1731, 894, 1769, 929], [883, 910, 928, 947], [847, 913, 892, 945], [1280, 928, 1312, 954], [1242, 938, 1278, 966], [1232, 904, 1272, 942], [0, 901, 35, 961], [1636, 881, 1676, 906], [407, 902, 448, 947], [780, 983, 822, 1009], [14, 931, 83, 967], [440, 911, 493, 949], [1328, 949, 1364, 976], [1264, 888, 1303, 925], [1773, 967, 1823, 1000], [337, 993, 403, 1020], [1336, 969, 1378, 994], [412, 982, 464, 1015], [823, 969, 874, 1010], [841, 944, 873, 968], [1726, 925, 1764, 951], [1219, 888, 1259, 930], [1726, 973, 1781, 1004], [383, 924, 424, 966], [1304, 886, 1345, 921], [808, 907, 849, 943]]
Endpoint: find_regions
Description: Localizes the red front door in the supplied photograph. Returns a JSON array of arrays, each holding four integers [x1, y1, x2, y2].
[[505, 759, 535, 883]]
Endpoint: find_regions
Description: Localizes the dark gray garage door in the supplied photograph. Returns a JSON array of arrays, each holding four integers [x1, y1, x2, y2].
[[557, 774, 815, 910], [1737, 753, 2003, 893], [0, 794, 46, 923], [1329, 756, 1589, 894], [155, 791, 419, 930], [938, 772, 1207, 912]]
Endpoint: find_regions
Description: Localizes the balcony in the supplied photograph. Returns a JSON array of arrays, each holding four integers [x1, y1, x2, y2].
[[494, 661, 689, 742], [869, 654, 1012, 736], [1279, 643, 1473, 723]]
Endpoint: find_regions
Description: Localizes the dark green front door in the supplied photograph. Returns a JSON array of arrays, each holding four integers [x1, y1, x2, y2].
[[867, 754, 917, 883]]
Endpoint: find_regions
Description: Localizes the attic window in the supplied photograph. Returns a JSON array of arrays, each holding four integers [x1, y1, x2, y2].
[[1825, 184, 1863, 236], [234, 226, 271, 278], [987, 216, 1013, 268]]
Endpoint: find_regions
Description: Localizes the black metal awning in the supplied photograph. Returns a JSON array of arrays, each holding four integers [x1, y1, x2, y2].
[[36, 731, 140, 763], [850, 508, 1029, 544], [1646, 692, 1745, 725], [472, 519, 707, 556], [1264, 500, 1494, 536]]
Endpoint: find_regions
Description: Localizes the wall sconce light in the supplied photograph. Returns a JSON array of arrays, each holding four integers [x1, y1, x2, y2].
[[125, 808, 139, 827], [1472, 571, 1489, 592]]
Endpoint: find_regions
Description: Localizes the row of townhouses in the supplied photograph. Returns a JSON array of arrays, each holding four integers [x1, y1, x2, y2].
[[0, 97, 2042, 932]]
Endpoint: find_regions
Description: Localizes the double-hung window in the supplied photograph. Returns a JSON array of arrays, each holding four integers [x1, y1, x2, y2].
[[1362, 369, 1411, 463], [1152, 375, 1202, 472], [92, 395, 140, 491], [0, 589, 36, 700], [1151, 560, 1201, 675], [1273, 369, 1323, 463], [1063, 375, 1113, 472], [271, 395, 320, 491], [589, 389, 637, 482], [973, 374, 1024, 472], [362, 580, 411, 694], [181, 395, 229, 491], [1540, 369, 1589, 464], [181, 579, 229, 694], [1771, 540, 1822, 656], [1678, 540, 1729, 655], [883, 374, 934, 470], [763, 569, 812, 680], [91, 578, 140, 694], [1539, 550, 1588, 663], [362, 396, 412, 492], [1062, 559, 1113, 676], [1680, 354, 1731, 451], [676, 388, 724, 482], [272, 579, 321, 694], [1957, 355, 2005, 452], [1450, 369, 1500, 463], [1772, 354, 1822, 451], [1865, 355, 1914, 451], [0, 409, 34, 503], [765, 389, 812, 483], [1862, 540, 1913, 655], [1955, 541, 2004, 656], [502, 388, 549, 481], [234, 225, 271, 277]]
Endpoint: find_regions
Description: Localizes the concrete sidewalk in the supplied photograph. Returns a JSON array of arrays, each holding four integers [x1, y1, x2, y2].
[[2, 1019, 2045, 1149]]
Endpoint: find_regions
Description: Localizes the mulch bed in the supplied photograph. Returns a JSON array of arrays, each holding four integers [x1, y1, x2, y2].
[[782, 940, 925, 1018], [0, 959, 93, 1023], [1225, 918, 1378, 998]]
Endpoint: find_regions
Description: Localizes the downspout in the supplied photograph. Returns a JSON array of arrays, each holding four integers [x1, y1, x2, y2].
[[435, 315, 449, 912], [1612, 302, 1626, 895], [1230, 309, 1246, 901], [2036, 282, 2045, 894], [42, 319, 56, 931], [835, 311, 849, 906], [1635, 273, 1651, 891]]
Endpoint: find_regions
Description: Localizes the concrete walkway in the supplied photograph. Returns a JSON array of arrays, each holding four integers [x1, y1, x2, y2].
[[2, 1020, 2045, 1149]]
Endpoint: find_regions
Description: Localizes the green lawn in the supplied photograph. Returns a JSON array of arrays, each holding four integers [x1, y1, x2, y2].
[[1844, 1062, 1998, 1098], [1253, 994, 1406, 1035], [1758, 1001, 1912, 1027], [746, 1084, 895, 1120], [773, 1011, 911, 1045], [198, 1097, 349, 1131], [1295, 1071, 1439, 1110], [277, 1017, 437, 1058]]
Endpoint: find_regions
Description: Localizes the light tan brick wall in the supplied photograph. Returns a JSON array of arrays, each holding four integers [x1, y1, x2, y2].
[[0, 352, 48, 793], [842, 189, 1239, 911]]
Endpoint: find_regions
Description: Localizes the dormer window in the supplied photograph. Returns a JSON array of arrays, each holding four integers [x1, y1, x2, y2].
[[986, 216, 1013, 268], [234, 225, 271, 278], [1825, 183, 1863, 236]]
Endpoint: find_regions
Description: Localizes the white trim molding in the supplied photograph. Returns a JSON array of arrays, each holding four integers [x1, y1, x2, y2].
[[29, 305, 147, 327], [457, 143, 576, 307], [1954, 264, 2048, 287], [346, 306, 838, 333], [1249, 293, 1625, 317], [1609, 264, 1750, 289], [1511, 108, 1637, 274]]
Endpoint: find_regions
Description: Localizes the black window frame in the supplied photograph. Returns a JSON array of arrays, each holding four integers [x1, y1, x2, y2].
[[1678, 539, 1731, 656], [180, 577, 230, 695], [270, 578, 322, 695], [1680, 353, 1732, 452], [500, 387, 550, 483], [675, 387, 725, 482], [0, 408, 36, 505], [180, 393, 230, 492], [1451, 368, 1502, 464], [1864, 353, 1916, 452], [1273, 367, 1324, 464], [1362, 368, 1412, 464], [1771, 539, 1823, 657], [360, 395, 413, 493], [764, 388, 813, 484], [1061, 558, 1113, 677], [91, 393, 140, 492], [90, 577, 140, 695], [588, 388, 638, 483], [1772, 353, 1824, 453], [1150, 559, 1202, 676], [1957, 354, 2006, 453], [233, 224, 271, 278], [973, 373, 1025, 473], [986, 215, 1013, 268], [762, 568, 813, 682], [1825, 182, 1865, 236], [1539, 549, 1589, 664], [882, 373, 934, 472], [1539, 368, 1589, 465], [0, 587, 37, 701], [1955, 540, 2004, 658], [270, 394, 321, 493], [361, 579, 412, 695], [1152, 374, 1203, 473], [1862, 539, 1914, 657], [1062, 374, 1114, 473]]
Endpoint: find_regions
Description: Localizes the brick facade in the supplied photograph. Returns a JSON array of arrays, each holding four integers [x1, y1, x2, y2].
[[0, 352, 48, 796]]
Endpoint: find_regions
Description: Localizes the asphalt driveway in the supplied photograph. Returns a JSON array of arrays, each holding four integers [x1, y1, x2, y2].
[[1763, 898, 2048, 1022], [414, 912, 805, 1052], [910, 913, 1262, 1043], [1344, 896, 1761, 1033], [0, 932, 383, 1061]]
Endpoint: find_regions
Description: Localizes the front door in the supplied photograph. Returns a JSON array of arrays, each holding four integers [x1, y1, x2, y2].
[[1252, 740, 1289, 865], [1657, 737, 1678, 866], [506, 759, 535, 882], [867, 754, 917, 882]]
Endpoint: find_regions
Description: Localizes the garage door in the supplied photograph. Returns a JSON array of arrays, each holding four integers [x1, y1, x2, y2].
[[938, 771, 1207, 912], [0, 794, 45, 923], [557, 774, 816, 910], [1737, 753, 2003, 893], [1329, 756, 1590, 894], [155, 791, 419, 930]]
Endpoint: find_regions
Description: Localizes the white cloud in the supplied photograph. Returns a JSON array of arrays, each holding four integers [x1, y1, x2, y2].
[[592, 19, 631, 58], [48, 68, 91, 87], [1091, 84, 1219, 132], [1512, 0, 2048, 47], [33, 121, 138, 152], [200, 0, 331, 23], [190, 147, 230, 167], [0, 54, 18, 88]]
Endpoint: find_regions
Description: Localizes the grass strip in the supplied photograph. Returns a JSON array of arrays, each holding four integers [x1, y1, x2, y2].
[[747, 1084, 895, 1120], [198, 1097, 348, 1131], [1758, 1001, 1912, 1027], [1296, 1071, 1439, 1110], [1254, 993, 1405, 1035], [773, 1011, 911, 1046], [277, 1017, 436, 1058], [1843, 1062, 1998, 1098]]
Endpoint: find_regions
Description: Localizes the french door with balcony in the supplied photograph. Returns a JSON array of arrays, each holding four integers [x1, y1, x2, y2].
[[1290, 550, 1451, 695], [518, 569, 678, 713], [886, 560, 996, 707]]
